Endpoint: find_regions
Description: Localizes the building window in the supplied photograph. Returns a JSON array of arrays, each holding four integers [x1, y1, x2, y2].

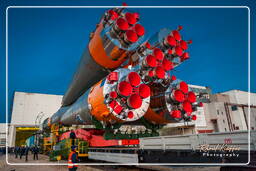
[[221, 111, 223, 115], [235, 126, 239, 130], [217, 110, 219, 115], [252, 127, 254, 130], [225, 128, 227, 132], [223, 120, 225, 123], [231, 105, 238, 111]]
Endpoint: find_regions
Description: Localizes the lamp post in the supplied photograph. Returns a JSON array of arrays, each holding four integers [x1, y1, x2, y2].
[[35, 112, 45, 146]]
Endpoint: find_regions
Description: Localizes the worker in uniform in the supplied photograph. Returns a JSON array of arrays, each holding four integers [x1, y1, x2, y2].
[[69, 130, 76, 146], [68, 146, 78, 171], [14, 146, 18, 158], [19, 146, 25, 159], [25, 145, 30, 162], [32, 145, 39, 160]]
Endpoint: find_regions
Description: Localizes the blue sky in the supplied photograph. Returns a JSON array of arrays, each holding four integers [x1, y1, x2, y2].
[[0, 0, 255, 123]]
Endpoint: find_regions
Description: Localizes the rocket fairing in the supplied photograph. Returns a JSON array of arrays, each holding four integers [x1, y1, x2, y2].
[[62, 8, 146, 107], [46, 6, 200, 131]]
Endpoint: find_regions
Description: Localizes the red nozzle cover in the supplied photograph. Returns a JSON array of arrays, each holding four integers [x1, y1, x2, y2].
[[171, 75, 177, 81], [173, 89, 185, 102], [179, 81, 189, 94], [127, 72, 141, 87], [127, 94, 142, 109], [171, 110, 181, 118], [180, 40, 188, 50], [109, 91, 118, 99], [187, 91, 196, 103], [166, 35, 176, 47], [118, 81, 133, 96], [181, 52, 190, 61], [153, 48, 164, 61], [127, 111, 134, 118], [134, 24, 145, 36], [138, 84, 150, 98], [126, 30, 138, 43], [175, 46, 183, 56], [145, 55, 157, 67], [116, 18, 129, 30], [172, 30, 181, 41], [155, 66, 165, 79], [108, 10, 118, 20], [162, 58, 174, 71], [183, 101, 192, 114], [125, 12, 137, 25], [192, 115, 197, 120]]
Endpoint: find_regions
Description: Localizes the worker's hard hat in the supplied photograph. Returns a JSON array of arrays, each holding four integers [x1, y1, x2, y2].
[[71, 146, 77, 150]]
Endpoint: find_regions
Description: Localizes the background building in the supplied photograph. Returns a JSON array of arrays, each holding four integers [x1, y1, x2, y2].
[[0, 123, 6, 147], [8, 92, 62, 147]]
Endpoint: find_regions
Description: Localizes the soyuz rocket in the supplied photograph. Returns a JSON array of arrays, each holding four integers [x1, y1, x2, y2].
[[44, 6, 202, 133]]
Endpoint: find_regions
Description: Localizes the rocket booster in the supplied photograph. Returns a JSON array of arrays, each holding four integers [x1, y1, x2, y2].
[[50, 68, 151, 126], [62, 8, 145, 106], [45, 6, 200, 132]]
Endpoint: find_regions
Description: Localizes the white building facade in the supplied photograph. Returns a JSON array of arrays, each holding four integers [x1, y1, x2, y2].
[[8, 92, 63, 147]]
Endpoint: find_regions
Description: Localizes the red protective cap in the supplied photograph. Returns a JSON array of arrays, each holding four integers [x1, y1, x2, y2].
[[109, 100, 117, 109], [187, 91, 196, 103], [154, 66, 165, 79], [172, 30, 181, 41], [107, 72, 118, 82], [162, 58, 173, 71], [125, 12, 137, 25], [125, 30, 138, 43], [145, 55, 157, 67], [183, 101, 192, 114], [109, 91, 118, 99], [192, 115, 197, 120], [114, 104, 123, 114], [108, 10, 118, 20], [148, 70, 154, 77], [127, 94, 142, 109], [127, 72, 141, 86], [134, 12, 140, 19], [178, 25, 183, 31], [153, 48, 164, 61], [180, 40, 188, 50], [166, 35, 176, 47], [181, 52, 190, 61], [122, 2, 128, 6], [175, 46, 183, 56], [168, 49, 172, 55], [171, 75, 176, 81], [171, 110, 181, 118], [145, 42, 151, 49], [134, 24, 145, 36], [199, 102, 204, 107], [127, 111, 134, 118], [116, 18, 129, 30], [118, 81, 133, 96], [173, 89, 185, 102], [139, 84, 150, 98], [179, 81, 189, 94]]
